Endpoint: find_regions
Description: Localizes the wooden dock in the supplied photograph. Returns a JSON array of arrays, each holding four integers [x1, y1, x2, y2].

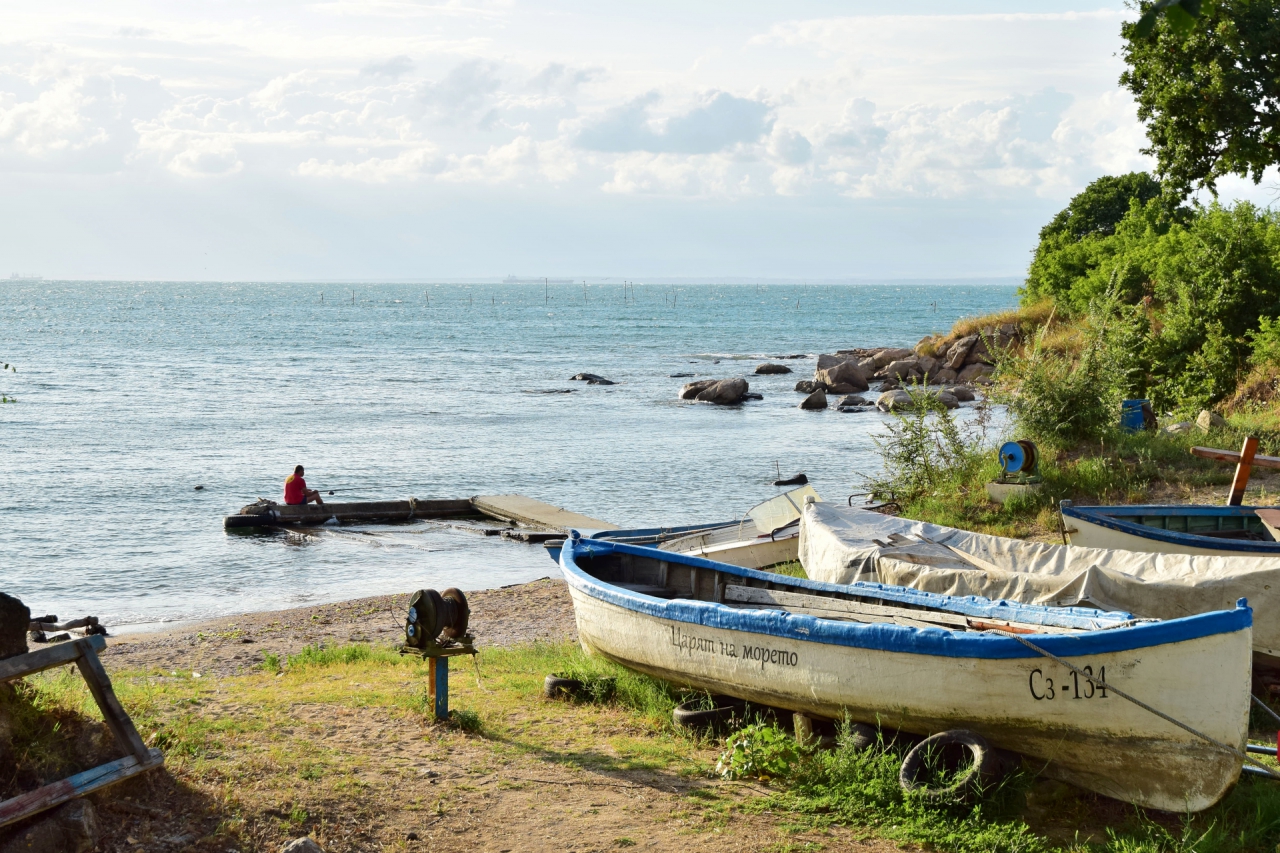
[[470, 494, 617, 532]]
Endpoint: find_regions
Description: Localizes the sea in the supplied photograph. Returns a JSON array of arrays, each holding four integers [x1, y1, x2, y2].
[[0, 280, 1017, 630]]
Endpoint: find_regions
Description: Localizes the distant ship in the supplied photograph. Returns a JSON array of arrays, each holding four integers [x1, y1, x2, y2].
[[9, 273, 42, 280], [503, 276, 574, 284]]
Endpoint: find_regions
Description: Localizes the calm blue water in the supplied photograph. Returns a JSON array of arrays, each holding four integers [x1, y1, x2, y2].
[[0, 281, 1016, 628]]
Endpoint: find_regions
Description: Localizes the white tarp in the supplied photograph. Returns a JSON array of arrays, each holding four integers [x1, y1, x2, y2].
[[799, 501, 1280, 656]]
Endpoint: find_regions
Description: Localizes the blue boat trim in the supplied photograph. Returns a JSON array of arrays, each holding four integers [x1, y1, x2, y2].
[[1060, 501, 1280, 554], [561, 538, 1252, 661]]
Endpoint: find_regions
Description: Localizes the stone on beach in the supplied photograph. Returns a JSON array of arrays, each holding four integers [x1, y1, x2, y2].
[[882, 359, 920, 382], [799, 389, 828, 410], [876, 390, 915, 412], [945, 335, 978, 370], [945, 385, 976, 402], [280, 840, 325, 853], [754, 363, 792, 375]]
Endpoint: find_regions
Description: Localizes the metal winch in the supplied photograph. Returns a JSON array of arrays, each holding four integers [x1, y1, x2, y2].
[[401, 587, 477, 721]]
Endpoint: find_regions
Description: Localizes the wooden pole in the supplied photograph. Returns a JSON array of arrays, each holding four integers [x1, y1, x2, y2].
[[1228, 436, 1260, 506], [1190, 445, 1280, 470]]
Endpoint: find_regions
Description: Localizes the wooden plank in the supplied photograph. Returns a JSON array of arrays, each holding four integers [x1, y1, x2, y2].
[[73, 641, 151, 763], [730, 601, 943, 630], [1191, 445, 1280, 470], [0, 749, 163, 829], [1229, 436, 1260, 507], [1257, 508, 1280, 542], [723, 585, 1079, 634], [0, 634, 103, 683], [471, 494, 618, 532], [725, 585, 969, 628]]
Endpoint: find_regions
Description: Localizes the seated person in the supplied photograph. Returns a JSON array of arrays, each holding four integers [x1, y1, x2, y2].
[[284, 465, 324, 506]]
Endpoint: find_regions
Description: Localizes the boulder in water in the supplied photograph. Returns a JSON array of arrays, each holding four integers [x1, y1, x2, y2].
[[754, 363, 792, 375], [693, 377, 751, 405], [799, 389, 828, 410]]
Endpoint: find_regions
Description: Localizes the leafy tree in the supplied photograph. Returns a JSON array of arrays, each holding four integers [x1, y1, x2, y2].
[[1121, 0, 1280, 196], [1038, 172, 1165, 242]]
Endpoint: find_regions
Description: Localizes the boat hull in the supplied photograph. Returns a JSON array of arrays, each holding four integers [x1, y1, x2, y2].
[[562, 543, 1252, 812], [1061, 502, 1280, 556], [659, 528, 798, 569]]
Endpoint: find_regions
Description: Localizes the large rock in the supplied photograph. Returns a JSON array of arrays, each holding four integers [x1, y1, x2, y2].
[[933, 367, 958, 385], [883, 359, 921, 382], [966, 336, 995, 365], [570, 373, 615, 385], [0, 593, 29, 661], [694, 377, 749, 405], [835, 394, 867, 407], [876, 390, 915, 412], [1196, 410, 1228, 433], [957, 363, 994, 384], [935, 391, 960, 409], [794, 380, 819, 394], [946, 335, 978, 370], [0, 800, 98, 853], [872, 348, 914, 368], [946, 386, 976, 402], [678, 379, 716, 400], [856, 356, 878, 375], [1164, 421, 1196, 435], [799, 389, 828, 410], [815, 360, 869, 392], [754, 363, 792, 375]]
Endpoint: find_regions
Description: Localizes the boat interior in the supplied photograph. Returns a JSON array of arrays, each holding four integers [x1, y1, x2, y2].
[[570, 541, 1133, 636], [1108, 508, 1273, 541]]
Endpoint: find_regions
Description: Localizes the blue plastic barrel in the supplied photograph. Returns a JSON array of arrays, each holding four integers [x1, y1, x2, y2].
[[1120, 399, 1149, 432]]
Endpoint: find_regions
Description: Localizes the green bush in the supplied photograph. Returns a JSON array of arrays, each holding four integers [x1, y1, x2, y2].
[[715, 721, 800, 781]]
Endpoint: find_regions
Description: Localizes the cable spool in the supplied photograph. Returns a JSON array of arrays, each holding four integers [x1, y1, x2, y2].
[[404, 587, 470, 649], [998, 440, 1039, 479]]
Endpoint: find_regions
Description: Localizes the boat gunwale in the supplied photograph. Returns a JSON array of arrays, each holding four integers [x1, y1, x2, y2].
[[1060, 501, 1280, 553], [561, 537, 1252, 661]]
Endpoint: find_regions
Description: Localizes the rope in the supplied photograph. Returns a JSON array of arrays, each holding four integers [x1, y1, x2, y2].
[[1001, 632, 1280, 780], [1253, 693, 1280, 729]]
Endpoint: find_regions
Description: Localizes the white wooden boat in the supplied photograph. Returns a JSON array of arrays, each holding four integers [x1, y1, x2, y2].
[[560, 534, 1252, 812], [1060, 501, 1280, 556]]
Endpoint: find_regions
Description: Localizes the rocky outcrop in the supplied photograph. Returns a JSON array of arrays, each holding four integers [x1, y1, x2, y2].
[[0, 800, 98, 853], [570, 373, 615, 385], [799, 389, 828, 410], [683, 377, 751, 405], [794, 380, 820, 394], [935, 391, 960, 409], [754, 363, 792, 375], [835, 394, 867, 407], [932, 367, 958, 385], [883, 359, 920, 382], [678, 380, 716, 400], [945, 386, 976, 402], [945, 335, 979, 370], [814, 360, 869, 393], [0, 593, 29, 661]]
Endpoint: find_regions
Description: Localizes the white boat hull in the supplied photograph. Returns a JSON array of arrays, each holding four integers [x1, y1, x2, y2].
[[564, 560, 1251, 812]]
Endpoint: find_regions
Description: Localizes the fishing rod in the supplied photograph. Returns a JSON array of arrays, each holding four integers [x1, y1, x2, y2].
[[319, 484, 435, 495]]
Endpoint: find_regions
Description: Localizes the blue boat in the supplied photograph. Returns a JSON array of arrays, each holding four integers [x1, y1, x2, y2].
[[559, 534, 1253, 812], [1060, 501, 1280, 555]]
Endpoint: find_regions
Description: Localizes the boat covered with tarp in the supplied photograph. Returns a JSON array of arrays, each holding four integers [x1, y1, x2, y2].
[[560, 533, 1252, 811], [799, 500, 1280, 660]]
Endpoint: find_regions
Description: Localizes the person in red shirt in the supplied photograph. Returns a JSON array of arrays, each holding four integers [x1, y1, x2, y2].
[[284, 465, 324, 506]]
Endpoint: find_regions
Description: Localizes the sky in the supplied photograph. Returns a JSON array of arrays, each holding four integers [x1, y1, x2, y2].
[[0, 0, 1273, 281]]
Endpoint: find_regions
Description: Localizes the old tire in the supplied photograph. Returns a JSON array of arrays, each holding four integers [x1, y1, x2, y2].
[[898, 729, 1002, 803], [544, 674, 586, 701], [672, 696, 748, 735]]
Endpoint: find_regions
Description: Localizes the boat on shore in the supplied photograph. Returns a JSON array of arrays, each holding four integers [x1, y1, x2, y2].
[[560, 534, 1252, 812], [1060, 501, 1280, 555]]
